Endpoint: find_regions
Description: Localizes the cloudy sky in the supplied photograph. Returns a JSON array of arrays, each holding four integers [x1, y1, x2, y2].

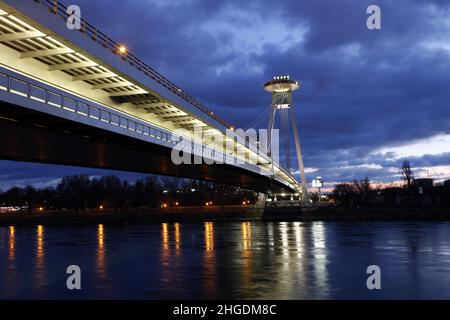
[[1, 0, 450, 190]]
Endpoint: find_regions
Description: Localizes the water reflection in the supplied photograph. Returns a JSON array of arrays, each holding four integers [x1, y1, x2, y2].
[[174, 223, 181, 254], [267, 222, 275, 249], [264, 222, 330, 299], [3, 222, 450, 299], [162, 223, 169, 252], [311, 222, 329, 295], [293, 222, 304, 258], [204, 222, 214, 251], [203, 222, 217, 296], [96, 224, 107, 281], [5, 226, 17, 297], [160, 223, 171, 289], [279, 222, 289, 257], [241, 222, 253, 287], [241, 222, 252, 250], [8, 226, 15, 261], [35, 225, 46, 289]]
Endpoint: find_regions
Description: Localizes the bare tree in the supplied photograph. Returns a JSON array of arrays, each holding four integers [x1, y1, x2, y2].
[[401, 160, 414, 191]]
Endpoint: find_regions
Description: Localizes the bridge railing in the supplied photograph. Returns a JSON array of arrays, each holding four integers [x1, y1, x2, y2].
[[0, 69, 297, 190], [0, 70, 176, 142], [31, 0, 234, 130]]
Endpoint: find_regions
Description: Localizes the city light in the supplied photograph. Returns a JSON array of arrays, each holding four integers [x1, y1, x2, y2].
[[118, 45, 127, 54], [99, 205, 103, 210]]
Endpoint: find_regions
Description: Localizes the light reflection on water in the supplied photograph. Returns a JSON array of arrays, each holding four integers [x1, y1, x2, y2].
[[203, 222, 217, 297], [96, 224, 107, 282], [8, 226, 15, 261], [1, 221, 450, 299], [35, 225, 45, 290]]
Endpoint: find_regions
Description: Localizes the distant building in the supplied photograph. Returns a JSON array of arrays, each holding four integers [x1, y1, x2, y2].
[[444, 180, 450, 187], [414, 178, 438, 206], [414, 178, 433, 194], [414, 178, 433, 188]]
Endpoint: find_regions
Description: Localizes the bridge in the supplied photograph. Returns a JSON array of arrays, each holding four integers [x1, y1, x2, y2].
[[0, 0, 304, 195]]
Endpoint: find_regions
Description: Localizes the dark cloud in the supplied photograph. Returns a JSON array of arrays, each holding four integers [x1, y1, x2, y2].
[[2, 0, 450, 188]]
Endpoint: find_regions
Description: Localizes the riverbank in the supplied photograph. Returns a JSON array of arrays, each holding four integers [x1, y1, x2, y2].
[[2, 205, 450, 226], [0, 206, 262, 226]]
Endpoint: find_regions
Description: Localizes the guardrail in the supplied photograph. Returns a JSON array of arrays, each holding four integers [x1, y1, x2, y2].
[[30, 0, 234, 130], [0, 69, 298, 190], [0, 70, 181, 143]]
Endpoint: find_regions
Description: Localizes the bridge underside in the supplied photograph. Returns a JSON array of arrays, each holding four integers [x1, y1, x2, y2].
[[0, 101, 293, 194]]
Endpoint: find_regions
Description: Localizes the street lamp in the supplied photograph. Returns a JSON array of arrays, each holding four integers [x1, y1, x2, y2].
[[118, 45, 127, 54]]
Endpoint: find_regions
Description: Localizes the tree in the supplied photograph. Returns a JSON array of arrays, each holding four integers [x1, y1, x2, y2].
[[4, 187, 23, 207], [143, 177, 163, 208], [332, 183, 355, 206], [332, 177, 372, 207], [100, 176, 125, 212], [131, 179, 145, 210], [24, 185, 36, 214], [57, 174, 91, 213], [401, 160, 414, 192]]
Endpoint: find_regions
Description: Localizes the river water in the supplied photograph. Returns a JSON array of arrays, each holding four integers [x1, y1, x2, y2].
[[1, 221, 450, 299]]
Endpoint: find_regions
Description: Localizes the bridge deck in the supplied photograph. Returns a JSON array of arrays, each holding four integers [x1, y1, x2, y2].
[[0, 0, 302, 194]]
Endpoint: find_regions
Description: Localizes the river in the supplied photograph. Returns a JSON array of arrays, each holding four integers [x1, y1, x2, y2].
[[1, 221, 450, 299]]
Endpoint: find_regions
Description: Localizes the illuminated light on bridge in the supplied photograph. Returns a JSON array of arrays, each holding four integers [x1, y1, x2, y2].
[[118, 45, 127, 55], [0, 0, 304, 195]]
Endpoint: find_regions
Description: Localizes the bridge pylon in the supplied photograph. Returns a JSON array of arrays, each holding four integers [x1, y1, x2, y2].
[[264, 75, 308, 197]]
